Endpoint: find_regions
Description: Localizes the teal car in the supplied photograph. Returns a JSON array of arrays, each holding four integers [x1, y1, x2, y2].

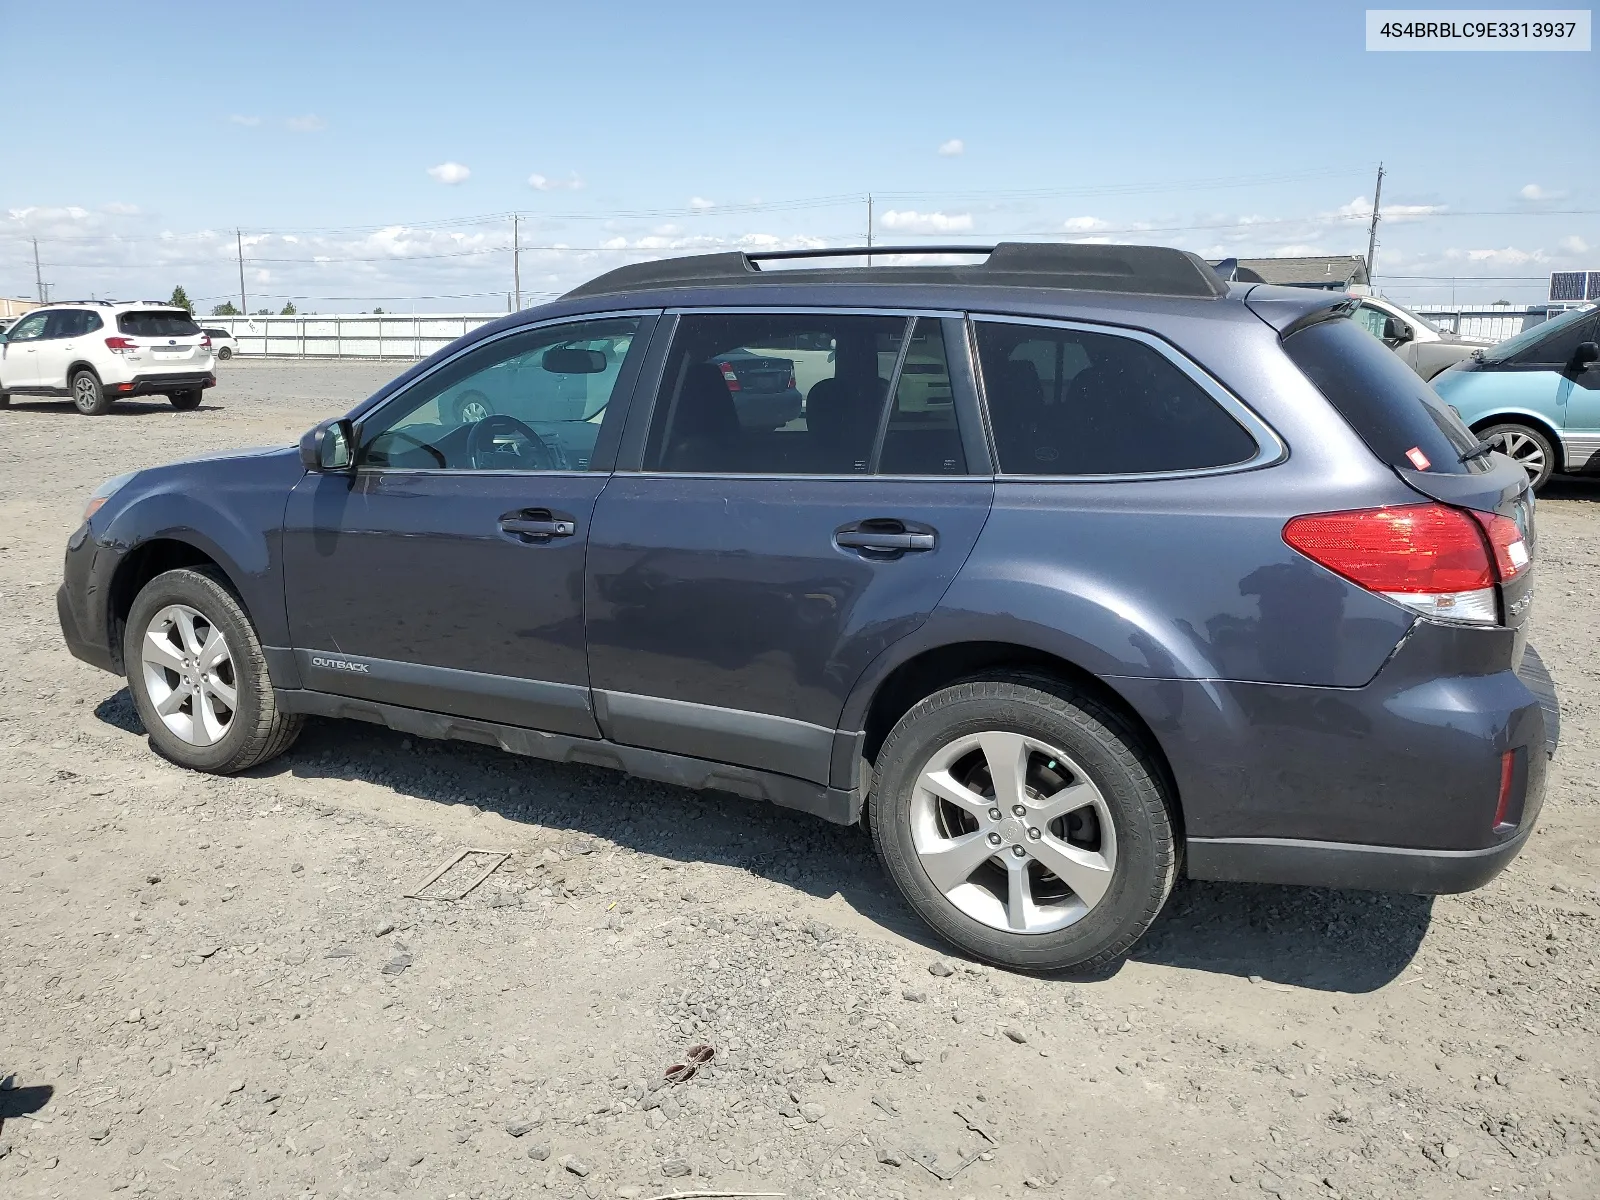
[[1432, 304, 1600, 490]]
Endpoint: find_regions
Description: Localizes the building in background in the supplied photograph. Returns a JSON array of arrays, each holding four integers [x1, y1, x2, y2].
[[1, 297, 42, 318], [1209, 256, 1370, 292]]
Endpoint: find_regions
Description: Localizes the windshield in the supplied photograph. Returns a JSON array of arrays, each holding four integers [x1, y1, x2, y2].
[[1393, 303, 1442, 335], [1480, 304, 1596, 364]]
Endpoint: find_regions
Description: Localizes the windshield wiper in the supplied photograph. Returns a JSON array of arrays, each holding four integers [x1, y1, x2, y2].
[[1460, 438, 1496, 464]]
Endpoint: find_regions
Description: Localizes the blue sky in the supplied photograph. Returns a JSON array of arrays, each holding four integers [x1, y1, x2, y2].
[[2, 0, 1595, 311]]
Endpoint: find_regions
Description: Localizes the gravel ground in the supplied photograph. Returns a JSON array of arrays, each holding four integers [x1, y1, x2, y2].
[[2, 359, 1597, 1200]]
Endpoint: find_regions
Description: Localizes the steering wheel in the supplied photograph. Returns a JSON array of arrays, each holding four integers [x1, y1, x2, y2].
[[466, 414, 561, 471]]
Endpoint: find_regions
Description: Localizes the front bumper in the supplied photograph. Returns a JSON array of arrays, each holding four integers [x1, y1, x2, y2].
[[107, 371, 216, 399]]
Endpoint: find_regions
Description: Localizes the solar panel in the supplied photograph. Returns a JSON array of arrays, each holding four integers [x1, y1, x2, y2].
[[1588, 272, 1600, 301], [1550, 271, 1587, 301]]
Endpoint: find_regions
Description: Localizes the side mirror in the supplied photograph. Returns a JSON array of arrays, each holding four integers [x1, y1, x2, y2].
[[1574, 341, 1600, 370], [298, 417, 354, 471], [1383, 316, 1412, 344]]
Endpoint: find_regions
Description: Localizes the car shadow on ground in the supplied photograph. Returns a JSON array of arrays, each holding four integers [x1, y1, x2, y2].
[[95, 692, 1430, 992], [1541, 476, 1600, 503], [0, 1076, 55, 1134], [1, 399, 220, 415]]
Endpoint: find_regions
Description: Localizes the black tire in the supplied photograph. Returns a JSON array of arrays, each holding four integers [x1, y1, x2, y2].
[[169, 390, 202, 411], [0, 392, 10, 408], [1479, 422, 1556, 492], [217, 346, 233, 360], [72, 369, 112, 416], [123, 566, 303, 773], [868, 674, 1177, 973], [453, 389, 494, 424]]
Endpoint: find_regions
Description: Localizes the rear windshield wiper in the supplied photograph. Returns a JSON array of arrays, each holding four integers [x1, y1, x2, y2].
[[1460, 438, 1496, 464]]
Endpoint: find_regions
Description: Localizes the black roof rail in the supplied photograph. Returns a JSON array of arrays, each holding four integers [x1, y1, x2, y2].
[[563, 241, 1228, 301]]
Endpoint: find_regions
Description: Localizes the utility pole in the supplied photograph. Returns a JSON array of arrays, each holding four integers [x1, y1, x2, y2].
[[236, 229, 248, 316], [513, 214, 521, 311], [1365, 163, 1385, 287], [33, 237, 43, 303], [866, 193, 873, 265]]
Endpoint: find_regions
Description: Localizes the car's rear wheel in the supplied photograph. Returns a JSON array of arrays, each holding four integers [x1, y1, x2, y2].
[[72, 369, 111, 416], [217, 347, 233, 360], [169, 390, 202, 411], [123, 567, 303, 773], [869, 674, 1176, 972], [0, 391, 10, 408], [1480, 422, 1556, 491]]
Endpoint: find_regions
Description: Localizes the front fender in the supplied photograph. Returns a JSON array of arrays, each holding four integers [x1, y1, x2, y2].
[[97, 449, 303, 649]]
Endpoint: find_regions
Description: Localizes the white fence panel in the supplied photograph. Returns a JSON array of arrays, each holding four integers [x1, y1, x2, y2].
[[201, 313, 502, 359], [1412, 305, 1528, 342]]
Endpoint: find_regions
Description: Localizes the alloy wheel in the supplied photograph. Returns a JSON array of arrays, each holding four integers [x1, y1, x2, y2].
[[909, 731, 1117, 934], [1490, 429, 1546, 485], [458, 396, 491, 423], [74, 376, 99, 410], [139, 604, 238, 747]]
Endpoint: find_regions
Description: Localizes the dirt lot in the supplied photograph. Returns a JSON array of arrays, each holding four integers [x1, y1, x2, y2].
[[2, 359, 1597, 1200]]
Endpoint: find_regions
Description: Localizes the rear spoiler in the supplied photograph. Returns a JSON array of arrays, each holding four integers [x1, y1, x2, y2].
[[1241, 284, 1356, 335]]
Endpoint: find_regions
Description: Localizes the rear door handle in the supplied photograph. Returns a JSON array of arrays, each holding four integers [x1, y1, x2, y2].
[[499, 509, 575, 541], [835, 519, 937, 555], [835, 531, 934, 550]]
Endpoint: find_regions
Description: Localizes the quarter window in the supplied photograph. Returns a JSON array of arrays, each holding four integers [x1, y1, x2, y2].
[[358, 317, 642, 471], [975, 320, 1258, 475], [644, 313, 909, 474]]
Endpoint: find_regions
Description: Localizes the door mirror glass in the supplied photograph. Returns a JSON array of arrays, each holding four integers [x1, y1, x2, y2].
[[299, 418, 354, 471]]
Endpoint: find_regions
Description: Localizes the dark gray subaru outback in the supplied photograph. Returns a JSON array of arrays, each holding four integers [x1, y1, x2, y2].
[[57, 244, 1558, 972]]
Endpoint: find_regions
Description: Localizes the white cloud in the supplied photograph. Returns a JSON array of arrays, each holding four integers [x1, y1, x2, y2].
[[1560, 235, 1591, 255], [688, 197, 716, 211], [229, 114, 262, 127], [427, 162, 471, 185], [1062, 216, 1109, 233], [880, 209, 974, 234], [1270, 244, 1329, 257], [1520, 183, 1567, 201], [528, 173, 584, 191], [101, 202, 140, 215], [286, 114, 326, 133], [1335, 195, 1441, 223], [937, 138, 965, 157]]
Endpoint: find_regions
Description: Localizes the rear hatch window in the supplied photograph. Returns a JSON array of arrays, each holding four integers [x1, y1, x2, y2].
[[118, 310, 201, 338], [1284, 316, 1485, 475]]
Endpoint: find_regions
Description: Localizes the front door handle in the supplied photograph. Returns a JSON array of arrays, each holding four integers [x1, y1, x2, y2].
[[499, 508, 576, 541], [835, 519, 937, 555]]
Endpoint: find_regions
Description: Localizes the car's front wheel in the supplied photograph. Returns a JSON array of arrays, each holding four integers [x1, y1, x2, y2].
[[124, 567, 303, 773], [169, 390, 203, 411], [869, 675, 1176, 972], [1479, 422, 1556, 491], [72, 369, 112, 415]]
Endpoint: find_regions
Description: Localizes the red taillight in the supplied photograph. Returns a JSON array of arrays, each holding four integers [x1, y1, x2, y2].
[[716, 361, 741, 391], [105, 336, 137, 353], [200, 334, 211, 349], [1473, 511, 1531, 582], [786, 370, 796, 390], [1283, 503, 1502, 624]]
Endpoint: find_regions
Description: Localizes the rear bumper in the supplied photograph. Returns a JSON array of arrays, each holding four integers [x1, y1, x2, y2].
[[1186, 826, 1533, 894], [109, 372, 216, 398], [1113, 622, 1555, 895]]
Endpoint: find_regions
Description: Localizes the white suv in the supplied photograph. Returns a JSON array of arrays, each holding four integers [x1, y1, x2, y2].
[[0, 302, 216, 415]]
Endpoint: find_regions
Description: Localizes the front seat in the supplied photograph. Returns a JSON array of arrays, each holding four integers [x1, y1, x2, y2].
[[805, 375, 888, 472], [660, 362, 741, 471]]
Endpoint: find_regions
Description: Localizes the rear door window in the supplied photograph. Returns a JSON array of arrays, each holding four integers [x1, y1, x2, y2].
[[1284, 316, 1480, 474], [118, 310, 201, 338], [643, 312, 909, 474], [975, 320, 1258, 475]]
